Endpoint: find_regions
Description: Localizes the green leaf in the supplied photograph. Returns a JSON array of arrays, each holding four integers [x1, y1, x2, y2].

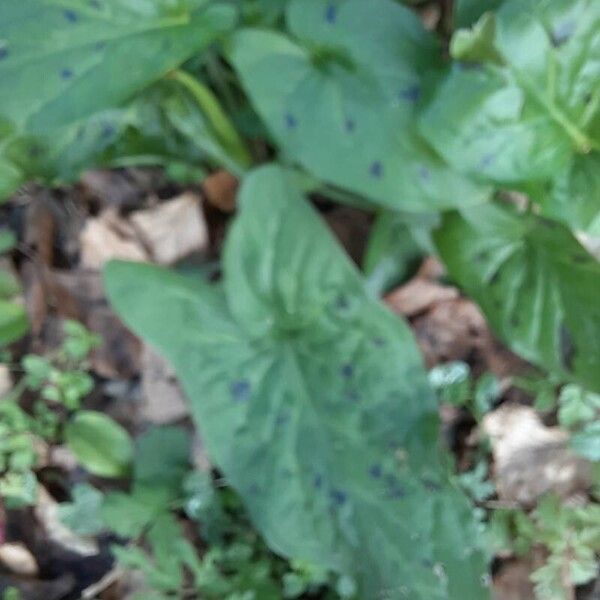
[[0, 2, 237, 198], [227, 0, 488, 212], [65, 410, 133, 478], [105, 165, 489, 599], [0, 1, 236, 133], [101, 487, 166, 538], [570, 422, 600, 461], [58, 483, 104, 536], [434, 203, 600, 392], [558, 384, 600, 429], [0, 300, 29, 347], [0, 230, 17, 254], [422, 0, 600, 194], [454, 0, 503, 28], [135, 426, 190, 494], [450, 13, 504, 66], [546, 153, 600, 233], [362, 211, 431, 297]]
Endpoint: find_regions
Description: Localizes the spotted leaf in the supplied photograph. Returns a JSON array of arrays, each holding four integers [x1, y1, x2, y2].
[[227, 0, 488, 212], [105, 165, 489, 599], [435, 202, 600, 392], [421, 0, 600, 228]]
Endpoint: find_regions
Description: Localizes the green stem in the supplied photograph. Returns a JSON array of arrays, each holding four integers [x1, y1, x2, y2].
[[169, 69, 252, 174]]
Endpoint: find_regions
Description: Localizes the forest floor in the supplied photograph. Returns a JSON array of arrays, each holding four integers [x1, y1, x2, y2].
[[0, 168, 598, 600]]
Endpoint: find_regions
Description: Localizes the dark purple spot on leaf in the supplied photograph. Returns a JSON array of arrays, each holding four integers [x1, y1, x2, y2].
[[372, 336, 386, 347], [334, 294, 349, 310], [369, 464, 382, 479], [341, 364, 354, 378], [345, 390, 360, 402], [475, 251, 489, 263], [457, 61, 483, 72], [551, 20, 576, 47], [344, 118, 355, 132], [314, 474, 323, 489], [28, 144, 43, 159], [385, 475, 406, 499], [330, 489, 347, 505], [94, 41, 107, 51], [64, 9, 78, 23], [481, 153, 495, 168], [284, 113, 297, 129], [0, 45, 8, 60], [230, 379, 251, 402], [421, 559, 434, 569], [100, 123, 115, 139], [559, 323, 576, 372], [399, 85, 421, 103], [275, 411, 290, 426], [60, 68, 73, 80], [325, 3, 337, 24], [369, 161, 383, 178], [572, 253, 590, 264], [422, 478, 441, 492], [418, 165, 430, 182]]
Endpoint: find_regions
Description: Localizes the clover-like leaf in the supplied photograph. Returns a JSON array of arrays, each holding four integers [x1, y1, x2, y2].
[[105, 165, 489, 599], [435, 202, 600, 392], [422, 0, 600, 228], [227, 0, 488, 212]]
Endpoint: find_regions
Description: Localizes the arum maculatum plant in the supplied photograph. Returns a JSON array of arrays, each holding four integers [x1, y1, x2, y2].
[[2, 0, 600, 597]]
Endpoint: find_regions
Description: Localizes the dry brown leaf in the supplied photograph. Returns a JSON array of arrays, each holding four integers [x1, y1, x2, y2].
[[139, 345, 188, 424], [129, 192, 208, 265], [35, 487, 98, 557], [0, 364, 12, 397], [385, 279, 458, 318], [202, 170, 239, 213], [0, 542, 39, 576], [79, 210, 148, 270], [483, 404, 592, 507]]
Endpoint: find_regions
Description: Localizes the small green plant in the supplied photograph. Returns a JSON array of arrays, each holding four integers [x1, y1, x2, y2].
[[0, 229, 28, 347], [491, 496, 600, 600], [59, 425, 348, 600], [429, 361, 501, 421], [0, 320, 130, 505]]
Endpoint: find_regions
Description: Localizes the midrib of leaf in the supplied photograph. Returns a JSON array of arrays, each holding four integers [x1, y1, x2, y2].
[[3, 16, 193, 70], [37, 0, 192, 25], [511, 66, 598, 153]]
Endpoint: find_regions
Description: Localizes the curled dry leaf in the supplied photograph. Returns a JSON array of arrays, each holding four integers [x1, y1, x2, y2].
[[0, 542, 39, 576], [139, 344, 188, 424], [79, 210, 148, 271], [483, 404, 592, 507], [129, 192, 209, 265]]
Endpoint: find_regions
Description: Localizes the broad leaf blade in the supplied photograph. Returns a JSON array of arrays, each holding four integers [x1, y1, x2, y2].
[[105, 165, 489, 598], [421, 0, 600, 227], [435, 203, 600, 392], [0, 1, 236, 133], [227, 0, 488, 212]]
